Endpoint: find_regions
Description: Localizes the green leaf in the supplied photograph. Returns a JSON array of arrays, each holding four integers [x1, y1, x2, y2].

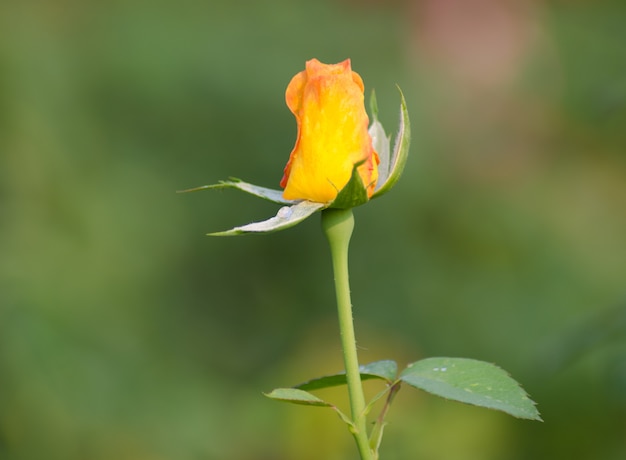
[[399, 357, 541, 420], [208, 200, 324, 236], [264, 388, 333, 407], [265, 388, 355, 428], [295, 360, 398, 391], [360, 359, 398, 381], [177, 178, 295, 205], [372, 87, 410, 198], [328, 161, 370, 209]]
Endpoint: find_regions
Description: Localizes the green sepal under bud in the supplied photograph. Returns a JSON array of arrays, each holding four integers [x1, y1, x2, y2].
[[177, 178, 296, 205], [368, 91, 391, 178], [328, 161, 370, 209], [371, 87, 411, 199], [179, 178, 325, 236], [208, 200, 324, 236]]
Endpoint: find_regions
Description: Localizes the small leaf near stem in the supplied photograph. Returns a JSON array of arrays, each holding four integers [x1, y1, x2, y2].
[[295, 360, 397, 392], [264, 388, 354, 428]]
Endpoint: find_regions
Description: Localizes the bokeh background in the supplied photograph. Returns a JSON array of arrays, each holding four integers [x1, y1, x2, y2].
[[1, 0, 626, 458]]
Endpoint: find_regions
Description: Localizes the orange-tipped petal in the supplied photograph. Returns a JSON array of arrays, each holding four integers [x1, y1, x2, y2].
[[280, 59, 379, 204]]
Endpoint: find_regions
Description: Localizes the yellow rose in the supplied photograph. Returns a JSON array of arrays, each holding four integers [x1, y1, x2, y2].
[[280, 59, 379, 204]]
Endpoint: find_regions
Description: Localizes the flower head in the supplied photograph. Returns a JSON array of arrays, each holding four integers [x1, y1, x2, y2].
[[280, 59, 379, 205], [182, 58, 410, 235]]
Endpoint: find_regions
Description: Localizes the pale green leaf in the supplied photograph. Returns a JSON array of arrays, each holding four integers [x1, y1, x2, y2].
[[372, 87, 410, 198], [208, 200, 324, 236], [368, 91, 391, 187], [178, 178, 295, 205]]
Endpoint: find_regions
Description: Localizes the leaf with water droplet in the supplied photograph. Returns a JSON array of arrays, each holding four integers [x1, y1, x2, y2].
[[208, 200, 324, 236], [400, 357, 541, 420]]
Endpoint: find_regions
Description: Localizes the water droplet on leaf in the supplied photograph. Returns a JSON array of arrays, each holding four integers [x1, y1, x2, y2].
[[277, 206, 292, 219]]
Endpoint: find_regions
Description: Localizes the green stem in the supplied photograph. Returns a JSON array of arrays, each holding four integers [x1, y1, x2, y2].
[[322, 208, 373, 460]]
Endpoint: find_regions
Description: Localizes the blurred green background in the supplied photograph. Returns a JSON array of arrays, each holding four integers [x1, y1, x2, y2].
[[1, 0, 625, 458]]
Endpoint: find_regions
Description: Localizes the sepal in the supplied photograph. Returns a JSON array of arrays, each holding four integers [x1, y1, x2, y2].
[[208, 200, 324, 236], [177, 178, 296, 205], [371, 87, 410, 198], [328, 161, 370, 209], [368, 91, 391, 180]]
